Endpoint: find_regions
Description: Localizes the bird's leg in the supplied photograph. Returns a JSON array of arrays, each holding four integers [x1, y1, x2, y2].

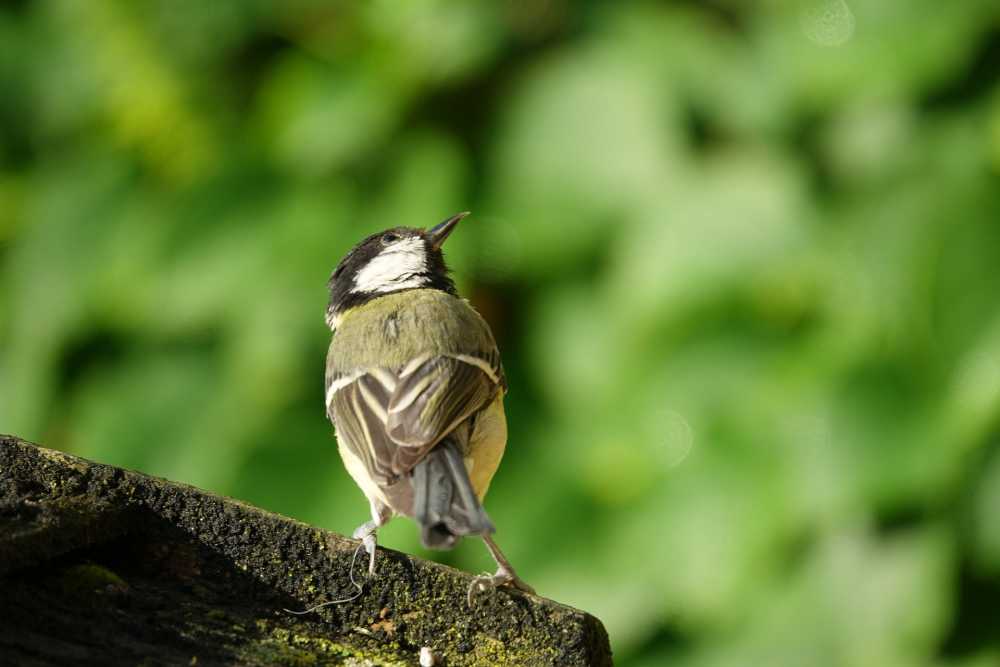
[[351, 499, 391, 576], [468, 533, 535, 605]]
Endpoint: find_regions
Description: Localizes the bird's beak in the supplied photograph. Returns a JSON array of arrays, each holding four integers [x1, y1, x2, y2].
[[427, 211, 469, 250]]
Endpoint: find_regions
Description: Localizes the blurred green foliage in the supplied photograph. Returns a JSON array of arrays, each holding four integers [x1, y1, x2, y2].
[[3, 1, 1000, 665]]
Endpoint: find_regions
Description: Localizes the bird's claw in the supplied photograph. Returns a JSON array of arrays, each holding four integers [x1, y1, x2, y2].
[[467, 568, 535, 606], [351, 525, 378, 576], [362, 534, 376, 575]]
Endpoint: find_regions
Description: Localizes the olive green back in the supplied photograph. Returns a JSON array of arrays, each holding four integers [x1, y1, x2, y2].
[[326, 289, 500, 377]]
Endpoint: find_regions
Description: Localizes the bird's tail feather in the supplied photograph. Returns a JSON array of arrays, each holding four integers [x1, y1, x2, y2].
[[412, 439, 494, 550]]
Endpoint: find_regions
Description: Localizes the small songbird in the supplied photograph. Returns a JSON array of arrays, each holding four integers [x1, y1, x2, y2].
[[324, 212, 533, 600]]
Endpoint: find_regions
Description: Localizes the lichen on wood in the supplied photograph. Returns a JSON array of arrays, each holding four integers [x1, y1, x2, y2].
[[0, 435, 612, 666]]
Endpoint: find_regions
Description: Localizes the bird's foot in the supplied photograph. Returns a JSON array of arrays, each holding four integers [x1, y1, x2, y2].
[[351, 522, 378, 576], [467, 566, 535, 606]]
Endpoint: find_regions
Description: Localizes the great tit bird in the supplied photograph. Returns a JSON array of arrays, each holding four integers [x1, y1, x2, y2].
[[324, 212, 533, 600]]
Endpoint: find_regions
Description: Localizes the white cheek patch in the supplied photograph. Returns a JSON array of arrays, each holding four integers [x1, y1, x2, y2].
[[352, 237, 428, 294]]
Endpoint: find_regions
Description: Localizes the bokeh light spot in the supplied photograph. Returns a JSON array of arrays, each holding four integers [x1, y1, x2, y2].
[[800, 0, 856, 47]]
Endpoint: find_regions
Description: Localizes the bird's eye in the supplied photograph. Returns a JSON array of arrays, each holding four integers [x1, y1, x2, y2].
[[381, 232, 400, 245]]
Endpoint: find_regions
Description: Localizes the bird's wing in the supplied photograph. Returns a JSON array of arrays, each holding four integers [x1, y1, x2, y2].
[[326, 367, 401, 485], [326, 354, 501, 486], [385, 354, 498, 473]]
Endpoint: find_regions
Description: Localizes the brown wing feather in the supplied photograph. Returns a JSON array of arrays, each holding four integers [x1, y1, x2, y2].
[[327, 354, 499, 492], [387, 357, 494, 444], [329, 374, 398, 485]]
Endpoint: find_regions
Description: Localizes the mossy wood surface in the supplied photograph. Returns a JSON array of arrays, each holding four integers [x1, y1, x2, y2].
[[0, 435, 612, 666]]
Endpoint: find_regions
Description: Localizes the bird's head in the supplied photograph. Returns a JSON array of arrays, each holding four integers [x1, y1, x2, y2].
[[325, 212, 467, 329]]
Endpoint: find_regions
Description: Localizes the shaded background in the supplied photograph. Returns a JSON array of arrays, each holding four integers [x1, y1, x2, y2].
[[3, 1, 1000, 664]]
